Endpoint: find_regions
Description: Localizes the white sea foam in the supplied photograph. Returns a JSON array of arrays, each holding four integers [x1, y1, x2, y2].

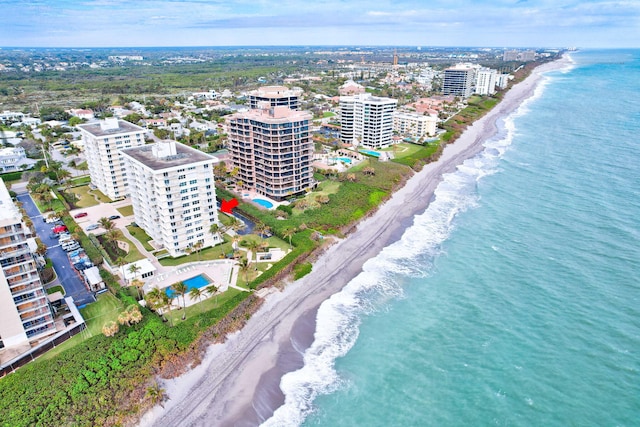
[[261, 70, 559, 427]]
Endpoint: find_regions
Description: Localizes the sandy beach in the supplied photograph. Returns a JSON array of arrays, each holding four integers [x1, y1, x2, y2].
[[138, 55, 571, 427]]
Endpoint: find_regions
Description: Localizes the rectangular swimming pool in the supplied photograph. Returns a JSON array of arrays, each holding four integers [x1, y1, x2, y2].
[[166, 274, 212, 298], [359, 149, 381, 157]]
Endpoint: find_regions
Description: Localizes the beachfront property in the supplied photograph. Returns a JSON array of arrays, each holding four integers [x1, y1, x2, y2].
[[0, 180, 55, 352], [503, 49, 536, 62], [227, 105, 315, 201], [393, 111, 438, 138], [78, 118, 147, 200], [120, 140, 222, 258], [339, 93, 397, 149], [247, 86, 304, 110], [496, 73, 511, 90], [475, 68, 498, 95], [443, 64, 476, 98]]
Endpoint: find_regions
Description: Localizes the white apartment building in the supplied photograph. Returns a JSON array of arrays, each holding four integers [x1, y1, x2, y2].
[[0, 181, 55, 351], [496, 73, 511, 90], [227, 106, 314, 200], [393, 112, 438, 138], [340, 93, 397, 149], [443, 65, 476, 98], [78, 118, 146, 200], [120, 140, 222, 258], [247, 86, 303, 110], [475, 68, 498, 95]]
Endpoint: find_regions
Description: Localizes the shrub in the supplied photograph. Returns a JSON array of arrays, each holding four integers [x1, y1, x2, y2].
[[293, 262, 312, 280]]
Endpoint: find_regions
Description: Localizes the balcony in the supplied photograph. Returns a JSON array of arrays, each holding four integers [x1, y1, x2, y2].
[[20, 306, 52, 322]]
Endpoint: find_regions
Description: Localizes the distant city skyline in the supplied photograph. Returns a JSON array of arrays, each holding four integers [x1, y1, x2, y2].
[[1, 0, 638, 48]]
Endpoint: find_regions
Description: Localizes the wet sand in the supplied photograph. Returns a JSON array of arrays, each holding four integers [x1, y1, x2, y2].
[[138, 55, 571, 427]]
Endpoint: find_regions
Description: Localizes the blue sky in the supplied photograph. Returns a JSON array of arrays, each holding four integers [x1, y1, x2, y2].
[[1, 0, 639, 48]]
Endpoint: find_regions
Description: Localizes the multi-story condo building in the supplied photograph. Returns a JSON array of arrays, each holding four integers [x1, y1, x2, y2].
[[340, 93, 397, 149], [247, 86, 303, 110], [393, 112, 438, 138], [0, 181, 54, 351], [78, 118, 146, 200], [475, 68, 498, 95], [227, 105, 314, 201], [120, 140, 222, 258], [443, 65, 476, 98], [496, 73, 511, 90]]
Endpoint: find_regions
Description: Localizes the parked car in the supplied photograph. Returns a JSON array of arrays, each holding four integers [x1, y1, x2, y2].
[[86, 224, 100, 231], [64, 243, 81, 252], [52, 225, 68, 234], [74, 212, 88, 218], [108, 215, 121, 220]]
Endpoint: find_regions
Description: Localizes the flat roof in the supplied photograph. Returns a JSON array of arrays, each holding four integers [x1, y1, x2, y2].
[[120, 140, 217, 171], [78, 119, 145, 137]]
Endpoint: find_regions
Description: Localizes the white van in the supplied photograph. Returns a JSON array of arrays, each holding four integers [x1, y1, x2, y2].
[[59, 234, 72, 243]]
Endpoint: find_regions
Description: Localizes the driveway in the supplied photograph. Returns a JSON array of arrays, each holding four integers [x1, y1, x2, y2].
[[16, 192, 96, 307]]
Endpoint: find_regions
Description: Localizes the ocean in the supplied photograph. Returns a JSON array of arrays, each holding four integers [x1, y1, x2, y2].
[[262, 49, 640, 426]]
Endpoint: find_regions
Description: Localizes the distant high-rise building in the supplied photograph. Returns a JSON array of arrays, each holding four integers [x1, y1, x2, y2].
[[78, 118, 146, 200], [227, 106, 314, 200], [0, 181, 54, 351], [475, 68, 498, 95], [340, 93, 397, 149], [503, 50, 519, 61], [247, 86, 303, 110], [443, 65, 475, 98], [503, 49, 536, 62], [120, 140, 222, 258]]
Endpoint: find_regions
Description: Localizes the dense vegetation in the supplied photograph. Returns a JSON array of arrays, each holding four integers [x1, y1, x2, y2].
[[0, 292, 255, 427]]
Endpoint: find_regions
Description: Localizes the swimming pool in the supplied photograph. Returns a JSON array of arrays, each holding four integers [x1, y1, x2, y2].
[[359, 149, 381, 157], [330, 157, 352, 164], [253, 198, 274, 209], [166, 274, 211, 298]]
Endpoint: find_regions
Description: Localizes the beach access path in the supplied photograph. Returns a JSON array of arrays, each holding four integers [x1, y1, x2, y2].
[[139, 56, 572, 427]]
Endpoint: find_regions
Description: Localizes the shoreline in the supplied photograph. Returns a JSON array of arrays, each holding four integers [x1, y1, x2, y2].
[[139, 55, 572, 427]]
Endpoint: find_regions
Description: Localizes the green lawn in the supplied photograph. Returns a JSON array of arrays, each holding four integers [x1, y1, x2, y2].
[[69, 175, 91, 186], [117, 205, 134, 217], [163, 287, 246, 324], [91, 189, 112, 203], [159, 237, 234, 266], [323, 111, 336, 118], [126, 224, 155, 252], [380, 143, 424, 159], [67, 185, 99, 208], [37, 293, 125, 361]]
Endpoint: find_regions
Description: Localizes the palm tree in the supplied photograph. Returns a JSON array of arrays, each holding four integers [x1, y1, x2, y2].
[[146, 288, 166, 320], [209, 223, 220, 238], [145, 381, 168, 408], [131, 278, 145, 301], [127, 263, 141, 283], [115, 256, 127, 283], [205, 283, 219, 306], [193, 241, 203, 262], [283, 227, 296, 250], [171, 281, 188, 320], [246, 239, 261, 268], [238, 257, 250, 286], [161, 292, 174, 327], [98, 217, 115, 232], [106, 228, 122, 252], [189, 287, 203, 312]]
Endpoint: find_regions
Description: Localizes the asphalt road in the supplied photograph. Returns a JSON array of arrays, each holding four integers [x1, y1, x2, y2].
[[16, 192, 96, 307]]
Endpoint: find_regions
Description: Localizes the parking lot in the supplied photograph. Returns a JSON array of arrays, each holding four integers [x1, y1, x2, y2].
[[16, 192, 96, 306]]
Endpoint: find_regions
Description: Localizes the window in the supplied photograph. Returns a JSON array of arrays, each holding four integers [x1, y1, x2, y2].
[[189, 180, 197, 185]]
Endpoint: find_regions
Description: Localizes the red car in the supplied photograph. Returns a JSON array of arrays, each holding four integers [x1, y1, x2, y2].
[[52, 225, 68, 234], [74, 212, 88, 218]]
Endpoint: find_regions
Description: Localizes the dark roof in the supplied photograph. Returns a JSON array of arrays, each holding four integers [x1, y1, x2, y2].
[[78, 120, 145, 137], [120, 141, 217, 171]]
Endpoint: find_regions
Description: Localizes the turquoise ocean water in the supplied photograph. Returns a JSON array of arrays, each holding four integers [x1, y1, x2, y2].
[[263, 50, 640, 426]]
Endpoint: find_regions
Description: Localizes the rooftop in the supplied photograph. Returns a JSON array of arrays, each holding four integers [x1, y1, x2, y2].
[[120, 140, 217, 171], [78, 118, 145, 137], [0, 180, 21, 222], [229, 106, 312, 123]]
